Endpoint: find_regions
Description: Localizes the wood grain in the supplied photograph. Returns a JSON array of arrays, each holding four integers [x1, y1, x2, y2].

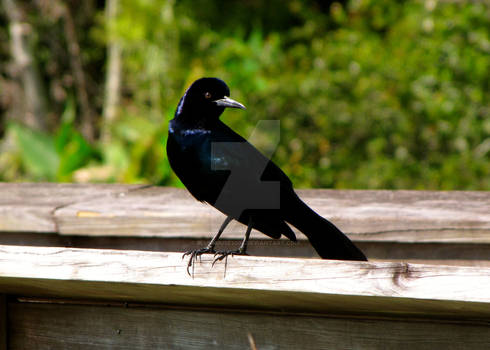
[[0, 182, 143, 233], [53, 186, 490, 243], [1, 183, 488, 244], [1, 183, 489, 263], [8, 301, 490, 350], [2, 184, 489, 348], [1, 245, 490, 320], [1, 233, 490, 266]]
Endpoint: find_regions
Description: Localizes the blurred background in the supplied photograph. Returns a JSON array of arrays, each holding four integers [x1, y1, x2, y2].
[[0, 0, 488, 189]]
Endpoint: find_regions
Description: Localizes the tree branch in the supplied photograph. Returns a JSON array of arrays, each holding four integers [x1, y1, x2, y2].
[[2, 0, 47, 131], [101, 0, 122, 144], [61, 2, 95, 142]]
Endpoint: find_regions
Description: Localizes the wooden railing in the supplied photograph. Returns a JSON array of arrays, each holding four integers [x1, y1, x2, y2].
[[1, 182, 489, 264], [0, 183, 489, 349]]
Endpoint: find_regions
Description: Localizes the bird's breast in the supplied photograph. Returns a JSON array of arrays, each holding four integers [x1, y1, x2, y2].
[[167, 129, 229, 203]]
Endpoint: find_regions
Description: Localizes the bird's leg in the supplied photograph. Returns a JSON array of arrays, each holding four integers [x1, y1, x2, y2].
[[213, 217, 253, 266], [237, 218, 253, 254], [207, 215, 233, 250], [183, 216, 233, 276]]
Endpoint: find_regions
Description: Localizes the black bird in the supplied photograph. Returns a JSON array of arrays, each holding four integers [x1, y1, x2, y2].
[[167, 77, 367, 271]]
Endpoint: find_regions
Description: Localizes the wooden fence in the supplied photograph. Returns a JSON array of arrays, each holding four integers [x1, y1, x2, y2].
[[0, 183, 489, 349]]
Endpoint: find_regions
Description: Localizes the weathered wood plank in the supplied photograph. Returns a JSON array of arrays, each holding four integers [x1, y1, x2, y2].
[[54, 186, 490, 243], [8, 301, 490, 350], [0, 182, 144, 233], [1, 183, 488, 244], [1, 183, 489, 263], [1, 233, 490, 266], [0, 245, 490, 320]]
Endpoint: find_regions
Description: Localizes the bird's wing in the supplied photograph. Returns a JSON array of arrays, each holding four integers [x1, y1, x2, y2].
[[210, 122, 292, 186], [203, 122, 294, 219]]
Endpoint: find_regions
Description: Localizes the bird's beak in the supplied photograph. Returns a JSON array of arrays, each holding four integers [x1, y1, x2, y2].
[[214, 96, 246, 110]]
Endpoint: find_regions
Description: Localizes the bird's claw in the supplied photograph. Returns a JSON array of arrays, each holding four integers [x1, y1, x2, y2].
[[183, 247, 215, 276], [212, 249, 248, 267]]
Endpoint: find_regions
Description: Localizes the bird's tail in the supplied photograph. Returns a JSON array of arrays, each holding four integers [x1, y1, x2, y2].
[[285, 195, 367, 261]]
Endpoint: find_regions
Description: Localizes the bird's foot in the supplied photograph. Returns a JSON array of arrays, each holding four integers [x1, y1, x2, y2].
[[212, 249, 248, 267], [182, 247, 215, 276]]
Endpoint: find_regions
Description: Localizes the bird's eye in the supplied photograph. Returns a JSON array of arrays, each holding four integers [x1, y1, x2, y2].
[[204, 92, 212, 99]]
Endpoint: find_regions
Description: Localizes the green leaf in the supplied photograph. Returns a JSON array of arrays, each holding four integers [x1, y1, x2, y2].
[[57, 133, 94, 181], [10, 123, 59, 180]]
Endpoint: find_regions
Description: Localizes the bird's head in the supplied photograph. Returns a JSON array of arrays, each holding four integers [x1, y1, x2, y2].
[[175, 77, 246, 123]]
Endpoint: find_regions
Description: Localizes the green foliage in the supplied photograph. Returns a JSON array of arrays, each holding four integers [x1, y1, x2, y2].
[[55, 99, 95, 181], [0, 0, 488, 189], [9, 123, 59, 180], [2, 101, 95, 182]]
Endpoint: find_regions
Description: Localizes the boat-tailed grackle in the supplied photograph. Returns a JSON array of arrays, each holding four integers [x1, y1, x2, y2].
[[166, 77, 367, 274]]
